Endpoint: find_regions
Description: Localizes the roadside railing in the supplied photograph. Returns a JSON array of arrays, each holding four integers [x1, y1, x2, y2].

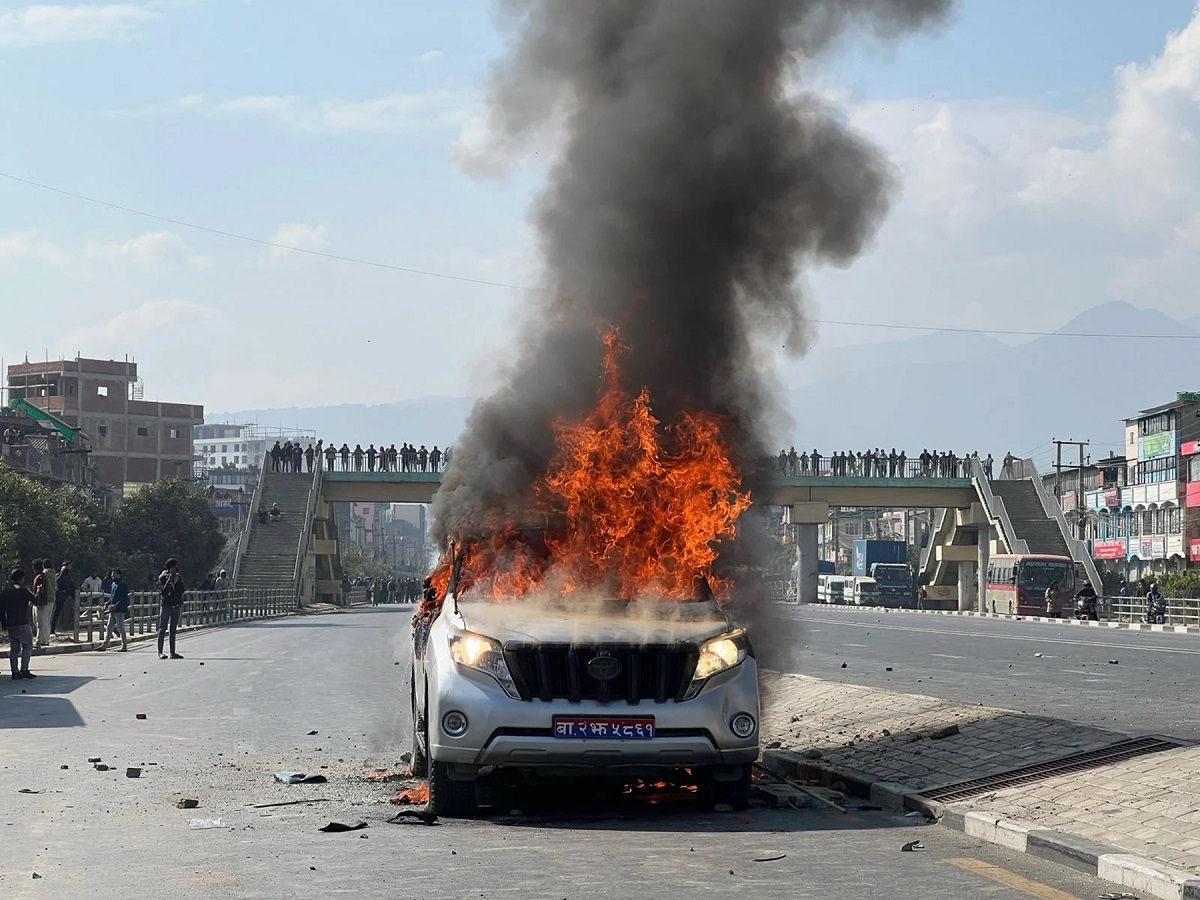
[[1096, 595, 1200, 627], [76, 587, 294, 644]]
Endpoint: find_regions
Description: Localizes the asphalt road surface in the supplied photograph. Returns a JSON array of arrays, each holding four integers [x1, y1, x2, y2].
[[1, 606, 1127, 899], [773, 604, 1200, 740]]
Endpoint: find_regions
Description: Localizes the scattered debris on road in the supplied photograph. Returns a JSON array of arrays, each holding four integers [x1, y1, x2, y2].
[[900, 840, 925, 852], [187, 818, 225, 829], [18, 789, 40, 794], [1099, 892, 1139, 899], [274, 772, 328, 784], [929, 725, 960, 740], [306, 730, 318, 735], [93, 764, 111, 772], [753, 854, 786, 863], [387, 809, 439, 826], [1034, 653, 1044, 658], [251, 798, 332, 809], [1108, 660, 1120, 665], [176, 799, 199, 809], [392, 784, 430, 805], [135, 713, 147, 720], [840, 662, 847, 668], [32, 872, 41, 879], [87, 757, 101, 763], [318, 820, 368, 833], [60, 765, 68, 770]]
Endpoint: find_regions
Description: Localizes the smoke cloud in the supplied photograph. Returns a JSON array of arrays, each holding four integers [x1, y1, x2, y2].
[[434, 0, 951, 595]]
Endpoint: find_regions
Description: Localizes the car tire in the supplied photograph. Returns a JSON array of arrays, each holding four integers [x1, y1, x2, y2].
[[697, 765, 751, 811], [410, 678, 429, 779], [427, 760, 479, 818]]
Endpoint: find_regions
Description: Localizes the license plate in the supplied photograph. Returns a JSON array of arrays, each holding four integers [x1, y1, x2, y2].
[[553, 716, 655, 740]]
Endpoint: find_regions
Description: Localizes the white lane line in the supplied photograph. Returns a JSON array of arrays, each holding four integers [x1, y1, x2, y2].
[[929, 653, 965, 660], [777, 610, 1200, 656]]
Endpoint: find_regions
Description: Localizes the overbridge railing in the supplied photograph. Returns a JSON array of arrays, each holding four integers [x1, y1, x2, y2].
[[969, 456, 1028, 555], [1018, 457, 1103, 592], [76, 587, 294, 643]]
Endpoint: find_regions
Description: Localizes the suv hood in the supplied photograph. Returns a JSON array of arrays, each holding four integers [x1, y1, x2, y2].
[[453, 597, 734, 646]]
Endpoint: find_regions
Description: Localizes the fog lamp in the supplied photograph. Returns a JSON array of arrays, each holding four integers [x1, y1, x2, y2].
[[442, 710, 469, 738], [730, 713, 757, 739]]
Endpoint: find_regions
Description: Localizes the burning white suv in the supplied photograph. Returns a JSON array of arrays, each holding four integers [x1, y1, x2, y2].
[[410, 593, 760, 817]]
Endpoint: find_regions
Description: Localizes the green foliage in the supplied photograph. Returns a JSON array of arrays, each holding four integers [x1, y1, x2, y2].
[[340, 544, 393, 581], [1157, 571, 1200, 599], [110, 479, 224, 588], [0, 467, 107, 576]]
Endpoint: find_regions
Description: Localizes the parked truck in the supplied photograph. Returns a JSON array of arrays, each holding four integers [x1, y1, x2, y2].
[[851, 540, 914, 608]]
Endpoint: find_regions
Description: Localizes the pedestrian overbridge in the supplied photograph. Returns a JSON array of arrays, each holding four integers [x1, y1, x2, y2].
[[320, 469, 977, 510]]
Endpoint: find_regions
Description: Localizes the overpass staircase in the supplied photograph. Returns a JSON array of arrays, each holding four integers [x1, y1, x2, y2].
[[921, 457, 1100, 591], [235, 464, 314, 596]]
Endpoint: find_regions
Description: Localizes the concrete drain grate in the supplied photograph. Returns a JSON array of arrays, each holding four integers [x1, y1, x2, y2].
[[915, 736, 1187, 805]]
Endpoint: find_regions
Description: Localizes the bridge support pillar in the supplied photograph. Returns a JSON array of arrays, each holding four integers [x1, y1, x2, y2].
[[977, 526, 990, 614], [957, 560, 976, 612], [796, 523, 819, 606]]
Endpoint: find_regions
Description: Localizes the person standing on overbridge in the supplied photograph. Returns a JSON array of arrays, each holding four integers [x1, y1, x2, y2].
[[418, 445, 429, 472], [339, 443, 350, 471], [305, 443, 315, 473], [430, 446, 442, 472], [325, 442, 337, 471], [353, 444, 365, 472], [367, 444, 378, 472]]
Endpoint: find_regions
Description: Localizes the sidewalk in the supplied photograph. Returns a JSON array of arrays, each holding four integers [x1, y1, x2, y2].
[[761, 672, 1200, 900], [797, 602, 1200, 634]]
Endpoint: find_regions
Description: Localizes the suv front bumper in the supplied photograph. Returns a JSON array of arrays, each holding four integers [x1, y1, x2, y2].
[[427, 657, 760, 771]]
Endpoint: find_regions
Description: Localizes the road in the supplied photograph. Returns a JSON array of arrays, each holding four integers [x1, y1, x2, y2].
[[772, 605, 1200, 740], [0, 606, 1129, 899]]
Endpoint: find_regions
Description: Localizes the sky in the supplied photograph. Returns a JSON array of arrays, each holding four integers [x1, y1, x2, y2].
[[2, 0, 1200, 414]]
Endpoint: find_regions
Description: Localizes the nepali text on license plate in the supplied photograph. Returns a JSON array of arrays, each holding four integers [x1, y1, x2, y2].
[[553, 716, 655, 740]]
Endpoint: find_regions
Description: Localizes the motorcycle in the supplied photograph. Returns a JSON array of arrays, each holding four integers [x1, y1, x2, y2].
[[1144, 594, 1167, 625], [1074, 591, 1099, 622]]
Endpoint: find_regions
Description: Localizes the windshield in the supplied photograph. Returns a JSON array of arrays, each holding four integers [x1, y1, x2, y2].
[[872, 565, 911, 582], [1017, 560, 1072, 592]]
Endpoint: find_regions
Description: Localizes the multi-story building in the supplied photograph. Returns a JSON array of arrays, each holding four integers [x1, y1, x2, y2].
[[1072, 393, 1200, 581], [6, 356, 203, 494]]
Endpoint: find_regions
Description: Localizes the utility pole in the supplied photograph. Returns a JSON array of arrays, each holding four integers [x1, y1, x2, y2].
[[1053, 439, 1090, 540]]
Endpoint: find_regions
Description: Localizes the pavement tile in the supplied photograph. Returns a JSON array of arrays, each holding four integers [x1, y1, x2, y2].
[[763, 671, 1200, 878]]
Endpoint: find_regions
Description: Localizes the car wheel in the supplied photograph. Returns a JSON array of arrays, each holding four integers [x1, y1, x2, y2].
[[410, 677, 428, 778], [696, 764, 751, 811], [427, 760, 479, 818]]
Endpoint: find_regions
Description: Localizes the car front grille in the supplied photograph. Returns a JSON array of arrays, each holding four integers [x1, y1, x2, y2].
[[504, 644, 698, 704]]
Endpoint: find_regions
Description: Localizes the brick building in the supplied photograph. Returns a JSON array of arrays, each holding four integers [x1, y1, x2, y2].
[[6, 356, 204, 494]]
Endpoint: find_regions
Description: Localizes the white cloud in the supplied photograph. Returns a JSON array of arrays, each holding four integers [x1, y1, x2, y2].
[[0, 3, 158, 46], [264, 223, 328, 262], [61, 299, 218, 350], [81, 231, 190, 266], [417, 50, 443, 65], [0, 230, 70, 266], [117, 89, 473, 134]]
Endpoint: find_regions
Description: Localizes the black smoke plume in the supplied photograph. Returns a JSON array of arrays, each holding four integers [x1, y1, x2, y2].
[[433, 0, 951, 598]]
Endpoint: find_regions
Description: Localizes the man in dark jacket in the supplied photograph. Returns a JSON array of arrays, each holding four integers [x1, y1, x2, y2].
[[53, 561, 75, 635], [157, 558, 186, 660], [0, 568, 36, 679], [97, 568, 130, 652]]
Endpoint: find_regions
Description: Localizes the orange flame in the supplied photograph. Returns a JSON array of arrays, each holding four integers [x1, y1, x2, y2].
[[391, 783, 430, 805], [427, 328, 750, 606]]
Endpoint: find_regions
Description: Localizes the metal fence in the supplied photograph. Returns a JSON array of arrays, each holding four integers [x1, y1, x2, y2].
[[1097, 596, 1200, 627], [76, 588, 295, 643]]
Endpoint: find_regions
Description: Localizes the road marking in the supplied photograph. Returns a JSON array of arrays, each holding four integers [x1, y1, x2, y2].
[[943, 857, 1078, 899], [929, 653, 965, 660], [782, 611, 1200, 656]]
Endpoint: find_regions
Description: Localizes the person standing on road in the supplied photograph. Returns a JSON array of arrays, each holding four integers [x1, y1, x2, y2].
[[157, 558, 186, 660], [1, 569, 36, 680], [31, 559, 54, 648], [97, 568, 130, 652], [52, 561, 75, 636]]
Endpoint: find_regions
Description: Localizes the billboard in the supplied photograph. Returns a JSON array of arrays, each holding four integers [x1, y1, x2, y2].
[[1103, 486, 1120, 509], [1183, 440, 1200, 457], [1141, 431, 1174, 460], [1092, 539, 1127, 560], [1191, 539, 1200, 561]]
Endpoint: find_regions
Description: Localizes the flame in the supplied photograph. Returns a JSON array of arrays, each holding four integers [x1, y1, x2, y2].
[[391, 783, 430, 805], [427, 328, 750, 607]]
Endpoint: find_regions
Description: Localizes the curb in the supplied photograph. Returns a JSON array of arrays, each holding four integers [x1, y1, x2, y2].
[[762, 749, 1200, 900], [792, 603, 1200, 634]]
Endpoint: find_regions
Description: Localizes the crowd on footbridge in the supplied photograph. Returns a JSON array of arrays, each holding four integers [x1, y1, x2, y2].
[[269, 440, 452, 475], [776, 448, 995, 479]]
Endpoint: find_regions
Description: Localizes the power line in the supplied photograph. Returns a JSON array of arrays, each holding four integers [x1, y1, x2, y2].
[[5, 169, 1200, 342]]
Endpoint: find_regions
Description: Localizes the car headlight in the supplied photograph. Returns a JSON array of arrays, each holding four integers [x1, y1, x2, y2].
[[449, 631, 521, 699], [684, 630, 748, 700]]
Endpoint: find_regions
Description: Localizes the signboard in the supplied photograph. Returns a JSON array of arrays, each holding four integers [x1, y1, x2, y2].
[[1092, 539, 1127, 560], [1061, 491, 1076, 512], [1104, 486, 1120, 509], [1191, 538, 1200, 561], [1183, 440, 1200, 457], [1168, 533, 1184, 557], [1140, 536, 1167, 558], [1187, 483, 1200, 508], [1142, 431, 1174, 460]]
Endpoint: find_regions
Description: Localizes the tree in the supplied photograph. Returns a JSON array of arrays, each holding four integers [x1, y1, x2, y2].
[[340, 544, 393, 581], [0, 467, 107, 576], [111, 479, 224, 588]]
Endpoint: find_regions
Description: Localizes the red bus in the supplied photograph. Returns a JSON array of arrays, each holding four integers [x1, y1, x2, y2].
[[985, 554, 1078, 617]]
